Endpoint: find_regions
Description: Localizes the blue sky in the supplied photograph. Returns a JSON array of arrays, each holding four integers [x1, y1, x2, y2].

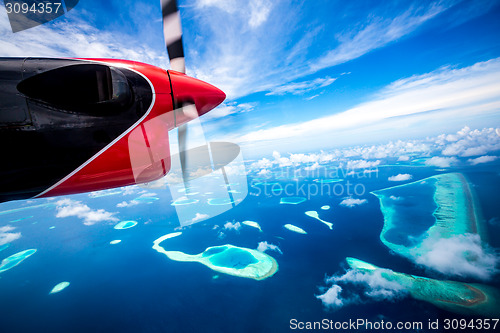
[[1, 0, 499, 157]]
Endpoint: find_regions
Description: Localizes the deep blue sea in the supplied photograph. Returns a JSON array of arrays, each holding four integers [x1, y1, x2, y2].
[[0, 162, 499, 332]]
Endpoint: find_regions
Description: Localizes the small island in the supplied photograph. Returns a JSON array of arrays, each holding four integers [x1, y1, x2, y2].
[[242, 221, 262, 232], [305, 211, 333, 229], [152, 232, 278, 280], [50, 281, 70, 294], [284, 224, 307, 234]]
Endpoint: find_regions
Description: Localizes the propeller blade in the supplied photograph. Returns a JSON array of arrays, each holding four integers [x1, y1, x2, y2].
[[178, 123, 189, 184], [161, 0, 185, 73]]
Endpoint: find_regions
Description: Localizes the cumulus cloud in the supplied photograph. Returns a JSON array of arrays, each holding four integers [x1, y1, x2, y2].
[[223, 221, 242, 231], [424, 156, 458, 168], [388, 174, 413, 181], [55, 199, 119, 226], [257, 241, 282, 254], [414, 233, 499, 280], [440, 127, 500, 157], [345, 160, 380, 169], [0, 226, 21, 246], [339, 198, 368, 208], [189, 213, 210, 224], [316, 284, 344, 309], [246, 126, 499, 176], [116, 200, 139, 208], [257, 169, 272, 176], [317, 268, 407, 309], [468, 155, 498, 165]]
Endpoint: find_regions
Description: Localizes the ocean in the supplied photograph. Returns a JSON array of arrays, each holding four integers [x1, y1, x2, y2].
[[0, 161, 499, 332]]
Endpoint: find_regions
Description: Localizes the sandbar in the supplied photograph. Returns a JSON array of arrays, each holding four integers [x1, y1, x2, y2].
[[284, 224, 307, 234], [242, 221, 262, 232], [50, 281, 70, 294], [305, 211, 333, 229]]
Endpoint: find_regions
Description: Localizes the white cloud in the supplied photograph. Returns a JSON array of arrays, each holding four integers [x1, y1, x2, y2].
[[316, 284, 344, 309], [246, 126, 499, 176], [197, 0, 272, 29], [397, 155, 410, 161], [414, 233, 498, 280], [248, 0, 273, 29], [329, 269, 406, 301], [424, 156, 458, 168], [190, 1, 463, 100], [233, 58, 500, 147], [266, 77, 336, 96], [339, 198, 367, 208], [223, 221, 241, 231], [468, 155, 498, 165], [257, 169, 272, 176], [117, 200, 139, 208], [304, 162, 320, 171], [317, 267, 407, 309], [55, 199, 119, 226], [257, 241, 282, 254], [312, 4, 448, 71], [441, 127, 500, 157], [0, 226, 21, 246], [346, 160, 380, 169], [388, 173, 413, 181], [202, 102, 256, 120], [0, 6, 167, 67], [189, 213, 210, 224]]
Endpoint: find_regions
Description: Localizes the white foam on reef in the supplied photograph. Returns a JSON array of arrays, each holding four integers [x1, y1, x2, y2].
[[305, 211, 333, 229], [0, 249, 36, 273], [321, 205, 330, 210], [50, 282, 70, 294], [110, 240, 121, 245], [152, 232, 278, 280], [284, 224, 307, 234]]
